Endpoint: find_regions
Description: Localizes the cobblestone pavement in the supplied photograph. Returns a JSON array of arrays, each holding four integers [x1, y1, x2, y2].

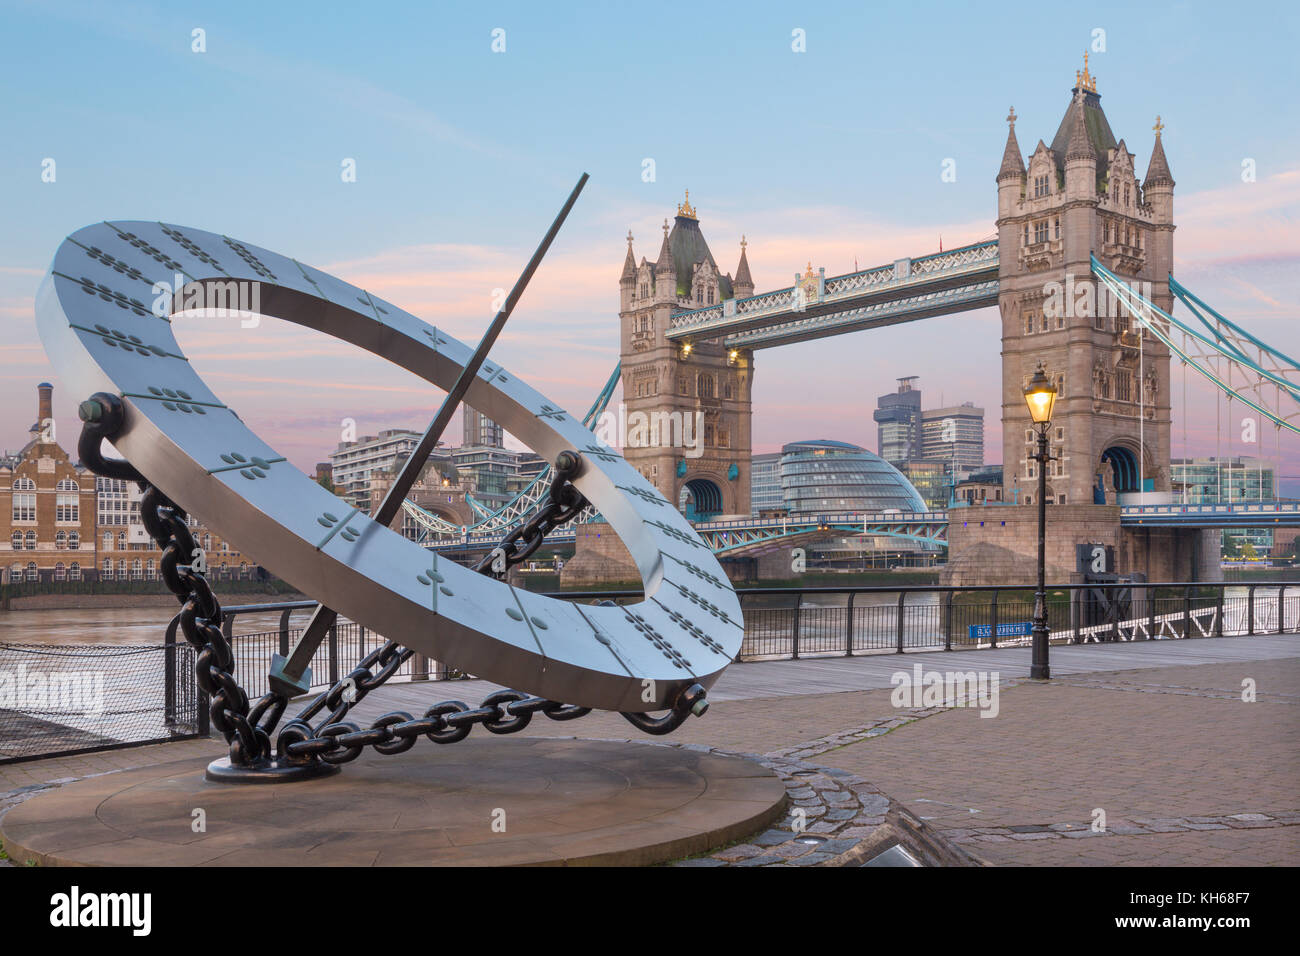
[[3, 653, 1296, 866], [815, 658, 1300, 865]]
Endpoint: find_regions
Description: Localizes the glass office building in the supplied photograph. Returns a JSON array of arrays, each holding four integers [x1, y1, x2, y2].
[[779, 440, 928, 513], [1172, 456, 1277, 555], [750, 452, 785, 513]]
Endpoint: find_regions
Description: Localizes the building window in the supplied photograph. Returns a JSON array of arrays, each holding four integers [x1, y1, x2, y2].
[[56, 493, 79, 523], [102, 558, 113, 580], [13, 477, 34, 491], [706, 286, 715, 305], [1034, 174, 1049, 198], [1023, 224, 1029, 245], [56, 531, 66, 550], [103, 531, 113, 551], [25, 562, 38, 582], [1024, 312, 1035, 335], [68, 532, 79, 550], [1054, 218, 1060, 240], [10, 531, 21, 550], [69, 562, 81, 581], [118, 531, 126, 550], [54, 562, 66, 581], [1034, 220, 1049, 244], [24, 531, 36, 550], [131, 559, 143, 580], [56, 479, 78, 492], [12, 493, 35, 522], [698, 374, 715, 399]]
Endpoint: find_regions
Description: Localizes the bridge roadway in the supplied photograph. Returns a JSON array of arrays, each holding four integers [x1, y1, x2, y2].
[[423, 501, 1300, 557], [665, 239, 1000, 350]]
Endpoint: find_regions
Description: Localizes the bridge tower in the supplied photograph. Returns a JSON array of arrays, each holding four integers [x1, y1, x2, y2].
[[995, 54, 1175, 508], [618, 192, 754, 518]]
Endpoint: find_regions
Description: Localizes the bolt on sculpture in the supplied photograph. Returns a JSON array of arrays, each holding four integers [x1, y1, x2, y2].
[[38, 176, 742, 782]]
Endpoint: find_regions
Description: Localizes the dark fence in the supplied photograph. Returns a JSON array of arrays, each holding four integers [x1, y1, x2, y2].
[[0, 639, 199, 763], [2, 582, 1295, 764], [731, 582, 1298, 660]]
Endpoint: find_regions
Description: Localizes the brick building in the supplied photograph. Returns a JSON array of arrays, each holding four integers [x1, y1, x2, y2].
[[2, 383, 258, 584], [1, 383, 97, 583]]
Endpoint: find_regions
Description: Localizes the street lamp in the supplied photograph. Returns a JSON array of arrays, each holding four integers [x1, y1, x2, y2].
[[1023, 363, 1058, 680]]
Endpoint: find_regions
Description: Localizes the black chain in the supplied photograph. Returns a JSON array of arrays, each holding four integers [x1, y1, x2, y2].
[[262, 450, 604, 765], [78, 399, 703, 771], [78, 393, 273, 767], [472, 449, 588, 578]]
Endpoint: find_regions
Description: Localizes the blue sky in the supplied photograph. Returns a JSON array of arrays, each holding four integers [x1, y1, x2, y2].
[[2, 0, 1297, 492]]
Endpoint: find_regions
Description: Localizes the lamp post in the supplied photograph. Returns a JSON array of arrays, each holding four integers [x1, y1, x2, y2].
[[1023, 363, 1058, 680]]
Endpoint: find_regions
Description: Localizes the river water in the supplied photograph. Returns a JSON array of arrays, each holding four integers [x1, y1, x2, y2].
[[0, 606, 303, 646], [0, 586, 1288, 647]]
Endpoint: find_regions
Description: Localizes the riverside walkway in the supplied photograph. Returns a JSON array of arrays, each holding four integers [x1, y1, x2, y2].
[[3, 634, 1297, 866]]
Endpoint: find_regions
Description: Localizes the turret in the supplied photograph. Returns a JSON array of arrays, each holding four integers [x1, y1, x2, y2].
[[997, 107, 1026, 219], [1062, 92, 1098, 202], [733, 236, 754, 299], [619, 230, 637, 311], [1143, 117, 1175, 224], [653, 218, 675, 303]]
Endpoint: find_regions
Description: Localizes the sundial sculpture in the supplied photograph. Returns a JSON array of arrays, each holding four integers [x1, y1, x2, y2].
[[35, 176, 743, 781]]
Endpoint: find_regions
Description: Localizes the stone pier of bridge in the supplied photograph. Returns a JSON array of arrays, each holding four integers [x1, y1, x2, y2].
[[940, 503, 1220, 587]]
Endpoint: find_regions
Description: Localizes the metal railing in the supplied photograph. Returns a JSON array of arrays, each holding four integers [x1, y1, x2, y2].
[[728, 582, 1298, 660], [2, 582, 1295, 765]]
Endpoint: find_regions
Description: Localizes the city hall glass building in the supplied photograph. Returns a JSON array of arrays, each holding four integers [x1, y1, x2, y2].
[[778, 440, 928, 513]]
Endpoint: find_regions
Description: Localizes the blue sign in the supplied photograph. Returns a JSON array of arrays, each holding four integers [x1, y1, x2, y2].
[[968, 621, 1033, 640]]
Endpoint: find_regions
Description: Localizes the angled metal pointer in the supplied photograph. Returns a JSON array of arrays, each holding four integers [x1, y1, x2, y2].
[[268, 172, 590, 697]]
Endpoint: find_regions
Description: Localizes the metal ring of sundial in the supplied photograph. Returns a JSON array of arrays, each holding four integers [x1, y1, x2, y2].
[[36, 222, 742, 712]]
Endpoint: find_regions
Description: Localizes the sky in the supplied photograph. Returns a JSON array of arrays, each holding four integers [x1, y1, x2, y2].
[[1, 1, 1297, 493]]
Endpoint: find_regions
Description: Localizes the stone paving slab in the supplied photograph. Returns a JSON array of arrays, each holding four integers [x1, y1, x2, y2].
[[816, 657, 1300, 866]]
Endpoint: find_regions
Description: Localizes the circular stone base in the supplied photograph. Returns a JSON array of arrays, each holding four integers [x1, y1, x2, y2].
[[1, 738, 786, 867], [205, 756, 342, 783]]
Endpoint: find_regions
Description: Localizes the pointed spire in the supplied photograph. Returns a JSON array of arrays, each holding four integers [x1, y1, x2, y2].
[[1143, 116, 1175, 188], [620, 229, 636, 281], [998, 106, 1025, 180], [654, 218, 674, 274], [1075, 49, 1097, 93], [1065, 92, 1095, 162], [676, 189, 697, 220], [735, 235, 752, 287]]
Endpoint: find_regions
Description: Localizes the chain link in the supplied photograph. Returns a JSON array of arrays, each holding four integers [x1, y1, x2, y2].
[[266, 449, 595, 766], [77, 400, 700, 773]]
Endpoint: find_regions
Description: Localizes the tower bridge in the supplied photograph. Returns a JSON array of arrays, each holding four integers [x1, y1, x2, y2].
[[409, 56, 1297, 586]]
